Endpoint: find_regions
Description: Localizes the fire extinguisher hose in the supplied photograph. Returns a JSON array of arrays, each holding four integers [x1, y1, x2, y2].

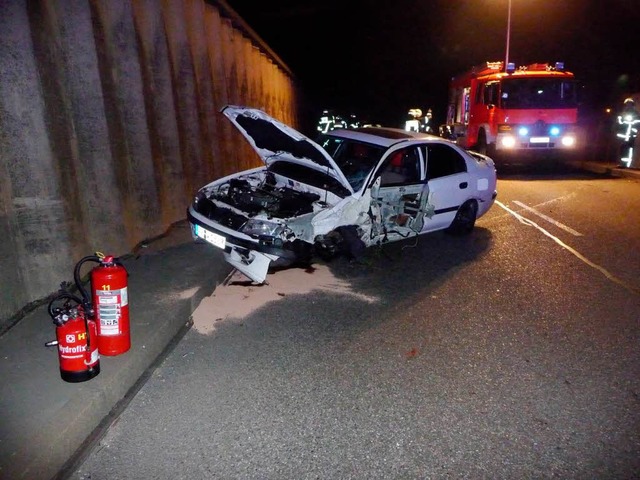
[[73, 255, 101, 305], [73, 256, 103, 362]]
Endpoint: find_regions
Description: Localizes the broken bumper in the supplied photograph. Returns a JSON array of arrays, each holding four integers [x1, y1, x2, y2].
[[187, 207, 298, 283]]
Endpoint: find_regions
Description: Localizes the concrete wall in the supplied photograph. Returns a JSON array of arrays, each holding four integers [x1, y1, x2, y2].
[[0, 0, 299, 327]]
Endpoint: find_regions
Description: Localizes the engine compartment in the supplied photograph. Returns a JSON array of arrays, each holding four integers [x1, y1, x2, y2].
[[194, 172, 324, 230], [222, 178, 321, 217]]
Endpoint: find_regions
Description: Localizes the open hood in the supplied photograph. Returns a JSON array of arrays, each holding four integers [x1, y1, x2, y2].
[[222, 106, 354, 195]]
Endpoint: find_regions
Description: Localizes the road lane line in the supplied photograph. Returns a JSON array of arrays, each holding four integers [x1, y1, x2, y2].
[[496, 200, 640, 296], [535, 192, 577, 208], [513, 200, 583, 236]]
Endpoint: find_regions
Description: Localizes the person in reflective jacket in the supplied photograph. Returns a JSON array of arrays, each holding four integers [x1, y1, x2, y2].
[[616, 97, 640, 167]]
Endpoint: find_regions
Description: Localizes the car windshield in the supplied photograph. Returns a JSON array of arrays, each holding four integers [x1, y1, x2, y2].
[[316, 135, 385, 191], [500, 77, 578, 109]]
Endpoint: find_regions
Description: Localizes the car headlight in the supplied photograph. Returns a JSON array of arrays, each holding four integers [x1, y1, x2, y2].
[[501, 135, 517, 148], [240, 219, 283, 237], [561, 135, 576, 147]]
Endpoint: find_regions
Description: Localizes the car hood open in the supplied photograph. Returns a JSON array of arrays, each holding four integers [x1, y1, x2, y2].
[[222, 106, 354, 195]]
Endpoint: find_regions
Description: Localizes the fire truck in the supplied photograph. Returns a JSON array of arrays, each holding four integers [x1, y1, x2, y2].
[[444, 61, 581, 157]]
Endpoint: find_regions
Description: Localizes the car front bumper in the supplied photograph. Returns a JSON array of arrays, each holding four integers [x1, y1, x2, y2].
[[187, 206, 300, 283]]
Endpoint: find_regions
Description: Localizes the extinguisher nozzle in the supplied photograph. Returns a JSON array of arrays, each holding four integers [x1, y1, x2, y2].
[[45, 340, 59, 347]]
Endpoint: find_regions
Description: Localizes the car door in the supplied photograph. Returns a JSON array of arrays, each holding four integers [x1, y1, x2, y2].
[[424, 143, 472, 231], [369, 146, 431, 241]]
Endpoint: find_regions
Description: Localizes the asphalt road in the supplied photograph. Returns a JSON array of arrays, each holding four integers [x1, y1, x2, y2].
[[70, 166, 640, 479]]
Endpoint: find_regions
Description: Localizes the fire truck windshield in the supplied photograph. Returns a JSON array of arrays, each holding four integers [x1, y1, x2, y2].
[[500, 78, 577, 109]]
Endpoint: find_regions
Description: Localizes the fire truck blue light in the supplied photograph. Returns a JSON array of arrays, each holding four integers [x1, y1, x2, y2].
[[550, 126, 561, 136], [518, 127, 528, 136]]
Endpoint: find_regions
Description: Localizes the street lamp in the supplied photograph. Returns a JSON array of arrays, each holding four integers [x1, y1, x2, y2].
[[504, 0, 512, 71]]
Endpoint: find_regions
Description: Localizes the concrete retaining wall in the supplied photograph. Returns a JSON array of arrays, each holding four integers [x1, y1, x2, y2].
[[0, 0, 299, 327]]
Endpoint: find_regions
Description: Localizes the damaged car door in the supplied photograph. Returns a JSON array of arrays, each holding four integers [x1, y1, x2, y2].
[[369, 146, 434, 242]]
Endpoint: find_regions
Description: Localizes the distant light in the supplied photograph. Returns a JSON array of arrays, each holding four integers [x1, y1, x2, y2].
[[605, 108, 612, 114], [561, 136, 576, 147], [518, 127, 529, 136], [501, 135, 517, 148], [555, 62, 565, 71], [550, 126, 561, 136], [506, 62, 516, 74]]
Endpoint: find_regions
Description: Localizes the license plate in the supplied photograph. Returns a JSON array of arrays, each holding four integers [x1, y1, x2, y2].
[[530, 136, 550, 143], [195, 225, 226, 249]]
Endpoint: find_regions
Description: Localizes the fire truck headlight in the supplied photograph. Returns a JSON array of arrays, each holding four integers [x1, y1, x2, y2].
[[518, 127, 528, 136], [561, 135, 576, 147], [550, 126, 561, 136], [501, 135, 517, 148]]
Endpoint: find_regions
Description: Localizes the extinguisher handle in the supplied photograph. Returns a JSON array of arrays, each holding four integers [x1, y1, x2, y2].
[[47, 292, 83, 323]]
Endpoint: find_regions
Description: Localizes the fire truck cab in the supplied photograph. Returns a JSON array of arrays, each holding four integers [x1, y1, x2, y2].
[[445, 61, 580, 157]]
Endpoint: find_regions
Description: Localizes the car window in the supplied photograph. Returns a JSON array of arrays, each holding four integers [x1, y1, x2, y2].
[[317, 137, 385, 191], [377, 147, 422, 187], [425, 143, 467, 179]]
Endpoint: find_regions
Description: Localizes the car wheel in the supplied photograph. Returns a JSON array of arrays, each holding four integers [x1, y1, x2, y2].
[[314, 225, 365, 261], [446, 200, 478, 235], [314, 230, 344, 261]]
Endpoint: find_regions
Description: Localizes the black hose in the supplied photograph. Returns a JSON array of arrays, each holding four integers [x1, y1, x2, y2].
[[73, 255, 102, 357], [73, 255, 101, 303]]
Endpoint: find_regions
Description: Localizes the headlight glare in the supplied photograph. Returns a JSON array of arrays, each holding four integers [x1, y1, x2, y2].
[[501, 135, 517, 148]]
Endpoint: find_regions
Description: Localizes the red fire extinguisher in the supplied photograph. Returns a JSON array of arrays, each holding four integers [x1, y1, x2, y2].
[[46, 291, 100, 383], [74, 253, 130, 356]]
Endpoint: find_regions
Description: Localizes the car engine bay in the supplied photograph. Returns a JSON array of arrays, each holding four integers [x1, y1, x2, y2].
[[194, 172, 325, 230]]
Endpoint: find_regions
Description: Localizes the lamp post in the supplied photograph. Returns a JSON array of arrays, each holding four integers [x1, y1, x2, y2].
[[504, 0, 512, 71]]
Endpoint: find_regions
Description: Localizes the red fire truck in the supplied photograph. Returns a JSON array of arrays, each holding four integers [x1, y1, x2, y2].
[[444, 61, 581, 158]]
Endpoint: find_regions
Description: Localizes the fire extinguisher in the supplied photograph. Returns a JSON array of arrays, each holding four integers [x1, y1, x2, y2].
[[74, 253, 130, 356], [45, 289, 100, 383]]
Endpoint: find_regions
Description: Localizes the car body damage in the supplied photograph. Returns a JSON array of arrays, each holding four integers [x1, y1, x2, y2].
[[188, 106, 498, 283]]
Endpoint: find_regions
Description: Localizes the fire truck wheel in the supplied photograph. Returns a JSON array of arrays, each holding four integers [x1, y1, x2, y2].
[[446, 200, 478, 235]]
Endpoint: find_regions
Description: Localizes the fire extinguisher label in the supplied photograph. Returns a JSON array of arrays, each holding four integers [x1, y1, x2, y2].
[[96, 288, 127, 336], [85, 348, 100, 365]]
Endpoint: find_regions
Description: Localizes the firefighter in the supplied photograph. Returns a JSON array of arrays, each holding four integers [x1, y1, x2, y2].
[[405, 108, 421, 132], [422, 108, 433, 133], [616, 97, 640, 167]]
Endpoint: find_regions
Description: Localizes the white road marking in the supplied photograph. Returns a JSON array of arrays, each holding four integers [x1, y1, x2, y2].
[[534, 192, 577, 208], [512, 200, 583, 236], [496, 200, 639, 296]]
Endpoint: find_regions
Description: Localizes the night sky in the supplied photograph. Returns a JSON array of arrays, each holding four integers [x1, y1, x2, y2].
[[225, 0, 640, 131]]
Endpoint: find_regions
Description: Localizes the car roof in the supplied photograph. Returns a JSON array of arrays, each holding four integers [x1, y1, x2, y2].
[[326, 127, 443, 148]]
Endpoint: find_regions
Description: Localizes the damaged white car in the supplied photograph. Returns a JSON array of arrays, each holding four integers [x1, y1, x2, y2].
[[187, 106, 497, 283]]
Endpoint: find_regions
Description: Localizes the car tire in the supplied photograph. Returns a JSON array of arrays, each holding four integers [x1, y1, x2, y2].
[[446, 200, 478, 235], [314, 230, 344, 261]]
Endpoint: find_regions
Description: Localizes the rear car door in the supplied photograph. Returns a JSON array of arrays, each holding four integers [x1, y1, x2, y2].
[[424, 143, 472, 231]]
